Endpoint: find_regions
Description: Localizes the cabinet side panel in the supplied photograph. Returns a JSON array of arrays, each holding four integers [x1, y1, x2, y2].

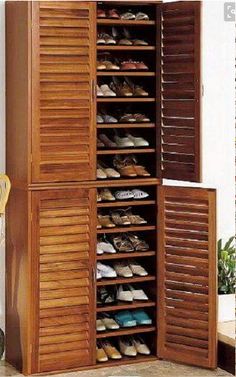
[[6, 188, 30, 373], [6, 1, 31, 186]]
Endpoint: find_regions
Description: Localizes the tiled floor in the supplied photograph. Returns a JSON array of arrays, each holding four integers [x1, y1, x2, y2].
[[0, 361, 232, 377]]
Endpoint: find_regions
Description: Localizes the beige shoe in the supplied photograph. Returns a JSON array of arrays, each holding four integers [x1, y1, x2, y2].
[[119, 338, 137, 357], [97, 214, 116, 228], [101, 341, 122, 360], [133, 336, 151, 355], [97, 166, 107, 179], [96, 319, 106, 332], [96, 344, 108, 362], [100, 188, 116, 201]]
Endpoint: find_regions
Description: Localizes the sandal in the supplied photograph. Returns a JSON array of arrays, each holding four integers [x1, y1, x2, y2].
[[111, 210, 131, 226], [110, 235, 134, 252], [125, 208, 147, 225], [126, 233, 149, 251]]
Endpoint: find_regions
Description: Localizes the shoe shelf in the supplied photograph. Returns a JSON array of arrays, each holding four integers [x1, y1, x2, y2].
[[97, 251, 156, 261], [97, 97, 156, 103], [97, 148, 156, 155], [95, 178, 161, 187], [96, 325, 156, 339], [97, 300, 156, 313], [97, 71, 156, 77], [97, 45, 156, 51], [97, 19, 156, 26], [97, 275, 156, 286], [97, 123, 156, 129], [97, 200, 155, 207], [96, 355, 157, 369], [97, 225, 156, 234]]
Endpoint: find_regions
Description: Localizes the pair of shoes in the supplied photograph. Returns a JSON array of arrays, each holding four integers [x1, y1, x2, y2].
[[97, 313, 119, 331], [117, 284, 149, 302], [119, 336, 151, 357], [97, 60, 120, 71], [97, 162, 120, 179], [111, 208, 147, 226], [97, 132, 149, 149], [114, 189, 149, 200], [97, 113, 118, 124], [97, 341, 121, 362], [97, 32, 116, 45], [120, 60, 149, 71], [114, 260, 148, 278], [119, 112, 151, 123], [97, 84, 116, 97], [111, 233, 149, 252], [121, 11, 149, 20], [97, 188, 116, 202], [114, 155, 151, 177], [110, 77, 149, 97], [97, 8, 120, 19], [112, 27, 149, 46], [115, 309, 152, 327]]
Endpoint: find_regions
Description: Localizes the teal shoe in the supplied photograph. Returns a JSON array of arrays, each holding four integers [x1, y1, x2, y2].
[[114, 311, 137, 327], [132, 310, 152, 325]]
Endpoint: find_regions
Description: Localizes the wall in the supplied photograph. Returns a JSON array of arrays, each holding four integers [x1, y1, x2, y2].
[[0, 0, 235, 332]]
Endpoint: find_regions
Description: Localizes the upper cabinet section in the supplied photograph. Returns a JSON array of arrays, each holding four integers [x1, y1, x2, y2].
[[31, 2, 96, 183], [160, 1, 201, 182]]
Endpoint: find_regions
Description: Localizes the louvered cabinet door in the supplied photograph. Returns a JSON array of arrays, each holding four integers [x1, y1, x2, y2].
[[160, 1, 201, 182], [157, 186, 217, 368], [32, 2, 96, 183], [31, 188, 96, 373]]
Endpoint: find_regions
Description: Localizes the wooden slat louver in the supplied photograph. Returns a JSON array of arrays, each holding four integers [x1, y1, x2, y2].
[[32, 2, 96, 183], [157, 186, 217, 369], [160, 2, 201, 182], [32, 188, 96, 373]]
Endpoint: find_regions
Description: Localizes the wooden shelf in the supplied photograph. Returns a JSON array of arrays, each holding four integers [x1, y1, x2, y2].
[[96, 354, 157, 368], [97, 200, 155, 208], [97, 19, 156, 26], [97, 97, 156, 103], [97, 275, 156, 286], [97, 148, 155, 155], [97, 300, 156, 312], [97, 251, 156, 261], [97, 225, 156, 234], [97, 123, 156, 129], [97, 71, 155, 77], [96, 325, 156, 339], [97, 45, 156, 51]]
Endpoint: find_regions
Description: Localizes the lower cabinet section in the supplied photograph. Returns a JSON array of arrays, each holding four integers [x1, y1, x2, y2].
[[31, 188, 96, 373]]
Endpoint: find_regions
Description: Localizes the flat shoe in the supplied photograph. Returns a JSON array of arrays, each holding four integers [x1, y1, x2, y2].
[[115, 310, 136, 327], [97, 214, 116, 228], [135, 12, 149, 20], [101, 341, 122, 360], [114, 262, 133, 278], [131, 309, 152, 325], [133, 113, 150, 122], [133, 336, 151, 355], [97, 240, 116, 254], [103, 114, 118, 123], [100, 84, 116, 97], [126, 134, 149, 147], [121, 11, 136, 20], [128, 285, 149, 301], [129, 262, 148, 277], [100, 316, 120, 330], [100, 188, 116, 201], [97, 85, 104, 97], [97, 167, 107, 179], [97, 262, 117, 278], [96, 319, 106, 332], [114, 135, 134, 148], [117, 285, 133, 302], [96, 345, 108, 362], [119, 113, 136, 123], [133, 164, 151, 177], [133, 39, 148, 46], [119, 338, 137, 356], [99, 134, 116, 148]]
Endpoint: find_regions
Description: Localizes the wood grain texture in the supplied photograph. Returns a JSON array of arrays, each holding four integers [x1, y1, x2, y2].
[[32, 1, 96, 183], [157, 185, 217, 369], [160, 1, 201, 182], [31, 188, 96, 373]]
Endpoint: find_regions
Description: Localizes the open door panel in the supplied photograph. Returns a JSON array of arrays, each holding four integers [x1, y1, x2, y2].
[[160, 1, 201, 182], [157, 186, 217, 369]]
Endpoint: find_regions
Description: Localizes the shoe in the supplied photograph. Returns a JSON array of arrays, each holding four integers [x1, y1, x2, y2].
[[132, 309, 152, 325], [126, 133, 149, 147], [96, 319, 106, 332], [103, 114, 118, 123], [133, 113, 151, 122], [97, 61, 106, 70], [101, 341, 122, 360], [114, 310, 136, 327], [110, 80, 133, 97], [97, 269, 102, 280], [129, 261, 148, 276], [133, 85, 149, 97], [135, 12, 149, 20], [119, 337, 137, 356], [97, 214, 116, 228], [133, 39, 148, 46], [108, 8, 120, 19], [126, 233, 149, 252], [113, 262, 133, 278], [110, 235, 134, 253], [97, 262, 117, 278], [97, 242, 104, 255], [97, 162, 120, 179], [97, 114, 104, 123], [96, 344, 108, 362], [127, 284, 149, 301], [97, 238, 116, 254], [100, 188, 116, 201], [97, 137, 105, 148], [118, 37, 133, 46], [131, 189, 149, 199], [117, 285, 133, 302], [100, 84, 116, 97], [133, 336, 151, 355], [119, 113, 136, 123], [114, 190, 134, 200], [102, 60, 120, 70], [99, 134, 116, 148], [121, 11, 136, 20], [97, 8, 106, 18], [135, 61, 149, 70], [125, 155, 151, 177], [97, 85, 104, 97], [97, 192, 102, 203], [113, 155, 137, 177], [120, 60, 137, 70], [97, 33, 106, 44], [99, 33, 116, 45], [97, 165, 107, 179], [99, 314, 120, 330], [114, 134, 135, 148], [111, 210, 131, 226], [125, 209, 147, 225], [97, 287, 115, 305]]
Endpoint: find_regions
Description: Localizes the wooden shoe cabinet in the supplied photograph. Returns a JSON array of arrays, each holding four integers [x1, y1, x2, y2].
[[6, 1, 217, 375]]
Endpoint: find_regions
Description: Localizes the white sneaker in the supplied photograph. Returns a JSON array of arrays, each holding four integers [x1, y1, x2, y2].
[[114, 190, 134, 200], [126, 134, 149, 147], [133, 336, 151, 355], [100, 84, 116, 97], [129, 261, 148, 277], [97, 241, 116, 254], [114, 135, 134, 148], [128, 285, 149, 301], [131, 189, 149, 200], [97, 262, 117, 278], [119, 338, 137, 357], [114, 262, 133, 278], [97, 85, 104, 97], [117, 285, 133, 302]]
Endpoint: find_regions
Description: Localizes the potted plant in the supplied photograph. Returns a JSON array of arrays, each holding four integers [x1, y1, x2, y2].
[[218, 236, 236, 322]]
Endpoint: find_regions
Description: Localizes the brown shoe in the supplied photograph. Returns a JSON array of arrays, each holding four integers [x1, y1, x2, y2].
[[98, 214, 116, 228], [135, 61, 149, 70], [113, 155, 137, 177], [133, 85, 149, 97], [120, 61, 137, 70], [108, 9, 120, 19]]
